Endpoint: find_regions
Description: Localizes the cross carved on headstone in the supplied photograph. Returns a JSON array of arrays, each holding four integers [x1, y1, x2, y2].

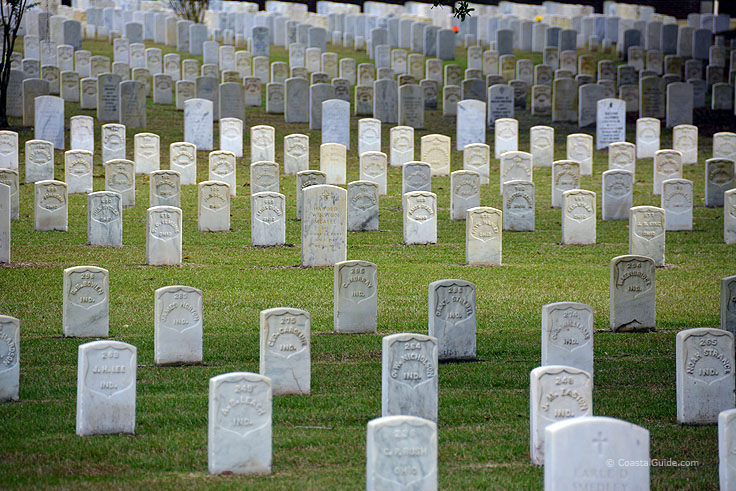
[[593, 431, 608, 454]]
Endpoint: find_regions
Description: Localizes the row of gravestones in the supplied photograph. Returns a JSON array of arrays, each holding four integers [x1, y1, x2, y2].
[[4, 273, 736, 487]]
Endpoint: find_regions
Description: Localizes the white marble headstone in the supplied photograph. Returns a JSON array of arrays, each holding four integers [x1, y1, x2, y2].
[[154, 285, 203, 365], [259, 307, 311, 395], [382, 333, 438, 421], [76, 340, 136, 435], [0, 315, 20, 401]]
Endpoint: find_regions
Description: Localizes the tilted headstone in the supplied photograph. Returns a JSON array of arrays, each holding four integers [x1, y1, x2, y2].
[[661, 179, 693, 231], [301, 185, 347, 267], [530, 365, 593, 466], [259, 307, 310, 395], [208, 372, 272, 474], [88, 192, 123, 246], [677, 328, 735, 424], [76, 340, 136, 436], [561, 190, 596, 245], [403, 191, 437, 245], [610, 254, 656, 331], [544, 417, 649, 490], [0, 315, 19, 401], [146, 206, 183, 266], [251, 192, 285, 246], [333, 260, 378, 334], [382, 333, 438, 421], [366, 415, 437, 491]]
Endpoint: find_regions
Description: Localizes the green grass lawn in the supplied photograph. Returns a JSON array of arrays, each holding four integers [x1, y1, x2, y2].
[[0, 35, 732, 489]]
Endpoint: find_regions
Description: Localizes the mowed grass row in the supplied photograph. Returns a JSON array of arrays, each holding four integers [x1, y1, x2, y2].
[[0, 36, 731, 488]]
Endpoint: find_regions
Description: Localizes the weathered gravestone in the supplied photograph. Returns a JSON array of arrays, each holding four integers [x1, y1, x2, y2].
[[653, 149, 683, 195], [566, 134, 593, 176], [463, 143, 490, 184], [561, 190, 596, 245], [208, 372, 272, 474], [661, 179, 693, 231], [596, 98, 626, 150], [602, 170, 634, 221], [208, 151, 236, 197], [541, 302, 594, 376], [284, 134, 309, 175], [608, 141, 635, 173], [551, 161, 581, 209], [34, 179, 67, 231], [530, 365, 593, 466], [494, 118, 518, 159], [636, 117, 660, 158], [366, 415, 437, 491], [402, 161, 431, 195], [420, 135, 451, 176], [259, 308, 310, 395], [320, 143, 346, 185], [673, 124, 698, 164], [0, 184, 8, 263], [334, 260, 378, 334], [382, 333, 438, 421], [450, 171, 480, 220], [0, 171, 18, 221], [610, 255, 656, 331], [705, 158, 735, 207], [198, 181, 230, 233], [251, 192, 285, 246], [88, 192, 123, 246], [296, 170, 326, 220], [63, 265, 109, 338], [465, 206, 502, 266], [184, 98, 213, 151], [502, 181, 534, 232], [390, 126, 414, 168], [403, 191, 437, 245], [154, 285, 203, 365], [719, 408, 736, 489], [133, 133, 159, 175], [104, 160, 134, 207], [428, 279, 476, 360], [301, 185, 347, 266], [34, 95, 64, 149], [146, 206, 182, 266], [76, 340, 136, 436], [629, 206, 666, 266], [347, 181, 379, 232], [530, 126, 554, 167], [544, 417, 649, 490], [676, 328, 735, 424], [0, 315, 19, 401]]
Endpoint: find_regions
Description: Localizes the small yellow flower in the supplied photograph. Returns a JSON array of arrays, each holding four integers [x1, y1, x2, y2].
[[534, 15, 543, 23]]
